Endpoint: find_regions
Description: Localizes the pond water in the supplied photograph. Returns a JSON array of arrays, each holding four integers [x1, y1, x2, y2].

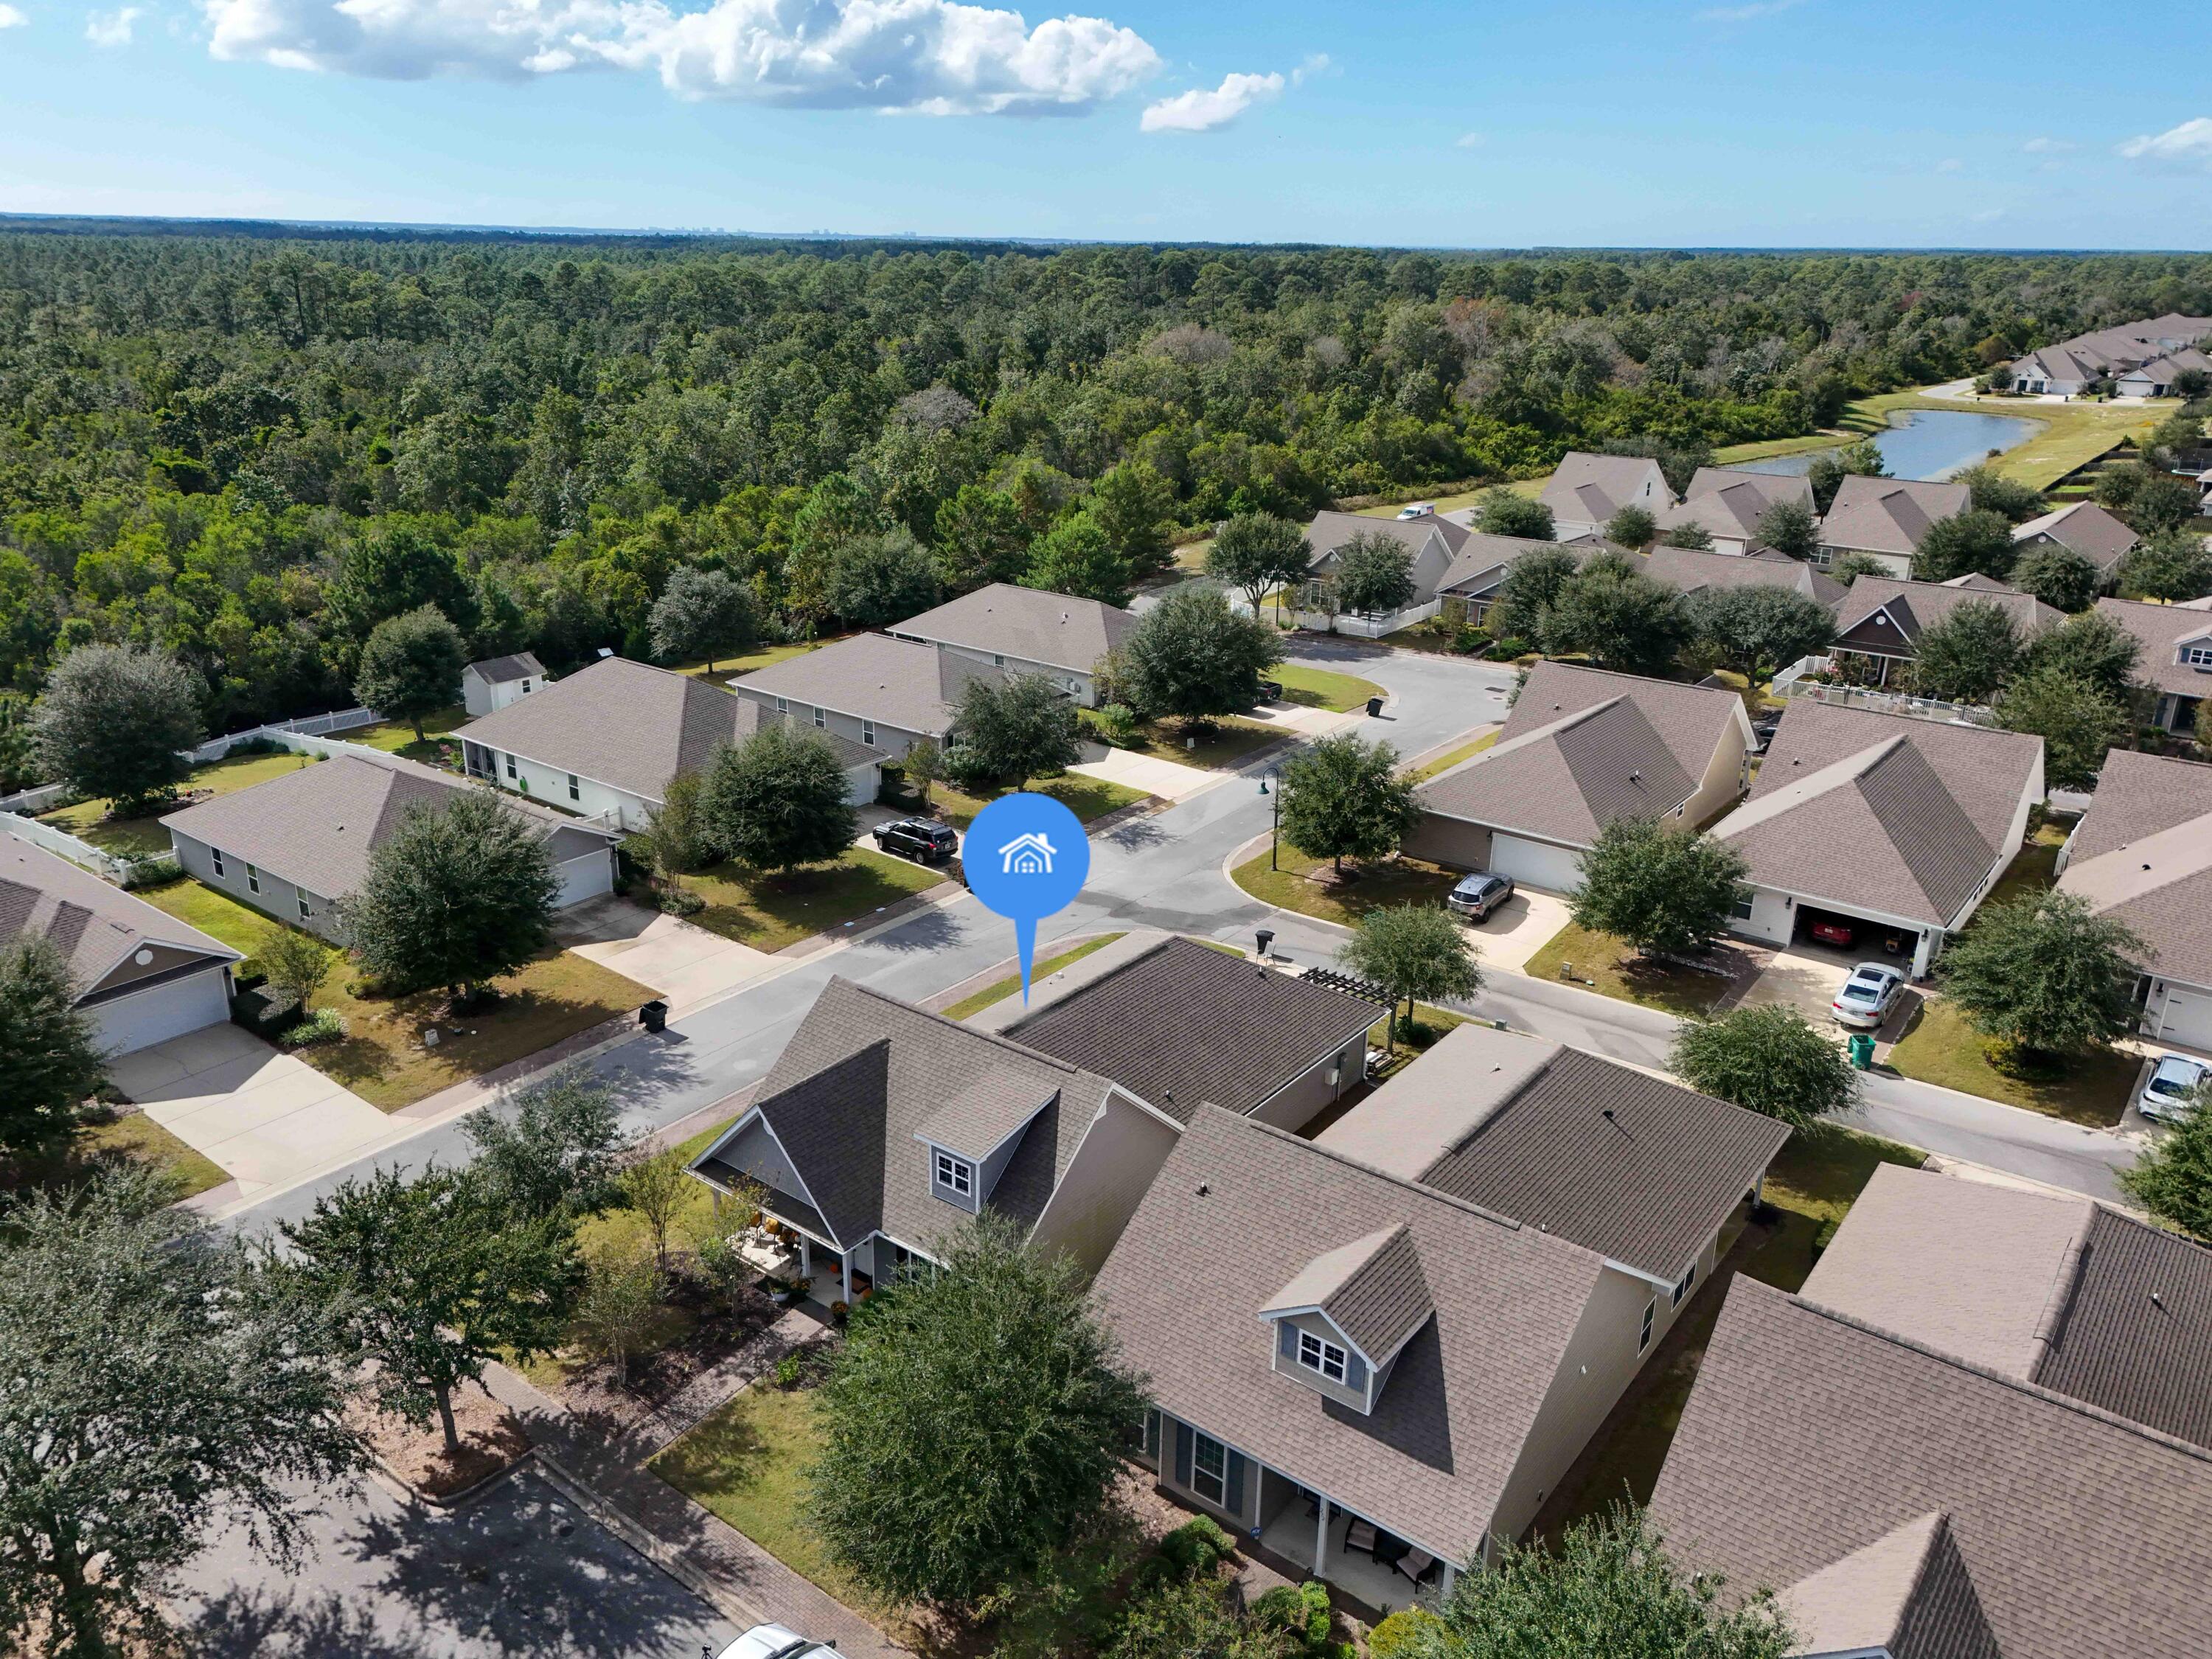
[[1733, 408, 2042, 482]]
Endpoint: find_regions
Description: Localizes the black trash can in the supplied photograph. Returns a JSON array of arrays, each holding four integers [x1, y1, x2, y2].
[[639, 999, 669, 1034], [1366, 695, 1384, 717]]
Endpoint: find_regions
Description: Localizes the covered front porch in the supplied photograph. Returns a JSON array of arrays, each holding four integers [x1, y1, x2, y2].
[[1252, 1472, 1452, 1618]]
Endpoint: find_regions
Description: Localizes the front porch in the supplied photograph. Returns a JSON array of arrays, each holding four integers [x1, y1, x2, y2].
[[1253, 1484, 1450, 1619]]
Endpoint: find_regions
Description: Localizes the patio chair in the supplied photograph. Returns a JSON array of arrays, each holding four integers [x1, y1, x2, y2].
[[1344, 1517, 1378, 1557], [1394, 1545, 1436, 1586]]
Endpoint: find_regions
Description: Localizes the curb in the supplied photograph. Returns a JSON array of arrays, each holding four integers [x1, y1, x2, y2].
[[529, 1448, 771, 1631]]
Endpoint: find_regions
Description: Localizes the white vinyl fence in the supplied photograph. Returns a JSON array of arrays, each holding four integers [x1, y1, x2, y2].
[[0, 811, 138, 883], [1769, 657, 1994, 728], [0, 707, 386, 815]]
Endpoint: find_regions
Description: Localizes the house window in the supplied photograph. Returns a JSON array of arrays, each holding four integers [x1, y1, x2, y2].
[[1730, 887, 1756, 922], [504, 751, 517, 780], [567, 773, 580, 802], [1672, 1261, 1697, 1307], [1297, 1330, 1349, 1384], [775, 695, 788, 715], [2181, 645, 2212, 667], [1807, 546, 1834, 568], [992, 653, 1006, 667], [1638, 1298, 1657, 1353], [861, 719, 876, 746], [1191, 1433, 1228, 1506], [246, 864, 261, 895], [521, 680, 533, 694], [211, 847, 226, 877], [297, 894, 313, 922], [813, 706, 826, 728], [934, 1150, 973, 1197]]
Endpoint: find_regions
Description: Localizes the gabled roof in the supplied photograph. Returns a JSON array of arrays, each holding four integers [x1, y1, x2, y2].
[[691, 978, 1121, 1252], [1832, 576, 2062, 649], [1317, 1023, 1787, 1281], [1638, 544, 1844, 608], [1650, 468, 1813, 543], [1434, 532, 1589, 598], [1818, 476, 1969, 557], [465, 652, 544, 684], [1260, 1223, 1434, 1364], [2011, 502, 2138, 572], [1650, 1278, 2212, 1659], [1303, 510, 1470, 564], [2056, 748, 2212, 990], [1717, 702, 2040, 927], [160, 753, 615, 903], [2092, 596, 2212, 700], [0, 835, 239, 1001], [1414, 661, 1747, 849], [734, 632, 998, 737], [454, 655, 880, 804], [1778, 1512, 2000, 1659], [1094, 1107, 1608, 1562], [1537, 452, 1671, 526], [889, 582, 1135, 675], [1001, 936, 1381, 1124]]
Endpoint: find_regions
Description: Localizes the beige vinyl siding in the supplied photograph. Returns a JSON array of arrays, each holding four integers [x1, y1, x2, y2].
[[1247, 1036, 1368, 1133], [1683, 724, 1752, 830], [1402, 813, 1494, 872], [1028, 1092, 1180, 1281]]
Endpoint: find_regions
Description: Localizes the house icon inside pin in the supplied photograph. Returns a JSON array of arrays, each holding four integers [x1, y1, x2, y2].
[[998, 832, 1057, 876]]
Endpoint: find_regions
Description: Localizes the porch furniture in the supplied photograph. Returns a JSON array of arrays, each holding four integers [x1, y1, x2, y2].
[[1394, 1545, 1438, 1586], [1345, 1518, 1378, 1557]]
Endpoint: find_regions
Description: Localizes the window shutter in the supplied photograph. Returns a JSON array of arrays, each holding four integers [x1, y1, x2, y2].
[[1174, 1420, 1193, 1487], [1277, 1321, 1297, 1361], [1343, 1349, 1368, 1393], [1225, 1452, 1247, 1520]]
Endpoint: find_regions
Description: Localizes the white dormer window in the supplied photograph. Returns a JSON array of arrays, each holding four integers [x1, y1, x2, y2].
[[934, 1150, 972, 1197], [2181, 644, 2212, 667], [1297, 1330, 1349, 1384]]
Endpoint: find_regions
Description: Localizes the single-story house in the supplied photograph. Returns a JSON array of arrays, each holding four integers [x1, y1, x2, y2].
[[2009, 341, 2126, 398], [2008, 313, 2211, 396], [1301, 510, 1471, 609], [455, 655, 884, 832], [1828, 576, 2062, 687], [2054, 748, 2212, 1049], [1649, 1279, 2212, 1659], [1434, 535, 1600, 627], [1, 834, 241, 1057], [2093, 595, 2212, 734], [461, 652, 546, 717], [1096, 1026, 1784, 1608], [1001, 936, 1384, 1135], [1812, 476, 1970, 579], [1649, 467, 1816, 557], [1800, 1162, 2212, 1450], [1638, 543, 1845, 608], [1403, 661, 1756, 892], [2115, 345, 2212, 399], [729, 633, 996, 762], [685, 976, 1182, 1294], [888, 582, 1134, 708], [2010, 501, 2139, 580], [1712, 700, 2042, 978], [162, 754, 620, 942], [1537, 453, 1672, 540]]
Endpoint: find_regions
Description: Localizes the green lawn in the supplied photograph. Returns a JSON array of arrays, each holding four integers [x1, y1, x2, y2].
[[1403, 728, 1498, 784], [1085, 710, 1286, 771], [1230, 841, 1460, 928], [37, 749, 321, 858], [350, 705, 467, 762], [1983, 821, 2068, 911], [0, 1107, 229, 1205], [682, 639, 835, 680], [653, 1385, 882, 1613], [1521, 922, 1733, 1019], [1270, 662, 1386, 714], [922, 773, 1147, 830], [1885, 998, 2137, 1128], [943, 933, 1127, 1020], [135, 877, 280, 973], [681, 848, 950, 953]]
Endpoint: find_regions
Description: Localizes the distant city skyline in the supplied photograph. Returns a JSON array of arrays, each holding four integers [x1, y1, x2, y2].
[[0, 0, 2207, 249]]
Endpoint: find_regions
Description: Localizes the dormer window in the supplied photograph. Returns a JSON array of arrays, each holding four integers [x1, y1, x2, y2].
[[1297, 1330, 1349, 1385], [934, 1150, 973, 1198], [2181, 644, 2212, 667]]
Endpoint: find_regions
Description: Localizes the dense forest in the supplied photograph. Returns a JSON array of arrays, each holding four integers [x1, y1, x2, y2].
[[4, 229, 2211, 768]]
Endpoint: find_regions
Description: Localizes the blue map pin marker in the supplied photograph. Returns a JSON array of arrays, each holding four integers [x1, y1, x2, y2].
[[964, 793, 1091, 1004]]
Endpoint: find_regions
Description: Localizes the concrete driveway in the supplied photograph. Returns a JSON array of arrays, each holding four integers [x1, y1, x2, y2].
[[1245, 700, 1363, 738], [1461, 887, 1571, 975], [1070, 747, 1220, 801], [556, 896, 775, 1012], [108, 1023, 397, 1197]]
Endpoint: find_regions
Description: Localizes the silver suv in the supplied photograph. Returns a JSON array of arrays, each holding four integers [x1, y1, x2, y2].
[[1446, 871, 1515, 922]]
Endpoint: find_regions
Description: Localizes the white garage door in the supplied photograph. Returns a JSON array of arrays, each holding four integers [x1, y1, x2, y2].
[[90, 970, 230, 1057], [554, 851, 614, 910], [2155, 984, 2212, 1050], [1488, 834, 1587, 894]]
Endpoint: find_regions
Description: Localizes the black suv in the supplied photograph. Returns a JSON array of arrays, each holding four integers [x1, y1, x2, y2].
[[873, 818, 959, 864]]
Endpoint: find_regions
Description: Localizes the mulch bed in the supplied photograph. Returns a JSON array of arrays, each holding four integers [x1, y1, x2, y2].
[[540, 1274, 787, 1439], [356, 1388, 532, 1500]]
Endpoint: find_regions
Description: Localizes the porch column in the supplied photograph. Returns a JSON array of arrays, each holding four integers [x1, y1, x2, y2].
[[1315, 1496, 1330, 1575], [1440, 1562, 1458, 1598], [799, 1236, 812, 1279], [841, 1251, 854, 1304]]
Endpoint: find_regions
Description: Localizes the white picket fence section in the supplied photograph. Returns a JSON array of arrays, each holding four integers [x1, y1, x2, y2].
[[0, 810, 139, 883], [0, 707, 386, 815], [1769, 657, 1994, 727]]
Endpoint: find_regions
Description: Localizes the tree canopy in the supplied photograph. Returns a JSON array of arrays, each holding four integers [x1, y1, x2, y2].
[[1671, 1004, 1858, 1130], [1337, 903, 1481, 1054], [699, 723, 860, 874], [1119, 585, 1283, 724], [1936, 891, 2144, 1060], [353, 603, 466, 741], [1907, 599, 2020, 703], [1329, 530, 1419, 616], [0, 933, 106, 1158], [1994, 664, 2131, 790], [1687, 584, 1834, 681], [952, 670, 1084, 787], [29, 643, 204, 813], [2006, 543, 2101, 613], [649, 563, 756, 672], [1571, 818, 1748, 957], [1472, 488, 1555, 541], [1276, 733, 1419, 872], [1912, 509, 2019, 582], [1206, 512, 1313, 617], [2118, 1077, 2212, 1244], [1542, 554, 1693, 675]]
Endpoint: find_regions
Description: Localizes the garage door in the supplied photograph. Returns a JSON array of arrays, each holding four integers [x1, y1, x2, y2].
[[1489, 834, 1586, 894], [555, 851, 614, 910], [89, 970, 230, 1057], [2155, 984, 2212, 1050]]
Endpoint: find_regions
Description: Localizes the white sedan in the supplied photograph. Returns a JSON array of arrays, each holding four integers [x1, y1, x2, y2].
[[1831, 962, 1905, 1029], [719, 1626, 835, 1659], [2140, 1055, 2209, 1124]]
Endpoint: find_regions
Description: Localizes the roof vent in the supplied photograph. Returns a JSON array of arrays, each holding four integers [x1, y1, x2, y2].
[[1197, 1181, 1211, 1197]]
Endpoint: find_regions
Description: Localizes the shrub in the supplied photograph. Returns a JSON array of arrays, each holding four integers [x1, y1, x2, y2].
[[1484, 635, 1531, 660], [655, 883, 705, 917], [1368, 1607, 1446, 1659], [1251, 1580, 1336, 1653], [118, 855, 182, 889], [230, 984, 304, 1042], [776, 1353, 805, 1390], [279, 1006, 347, 1048], [1095, 703, 1142, 748], [1153, 1515, 1236, 1580]]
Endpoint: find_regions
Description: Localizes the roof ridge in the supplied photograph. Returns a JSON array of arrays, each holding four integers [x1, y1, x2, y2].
[[826, 975, 1086, 1077], [2025, 1199, 2099, 1385], [999, 935, 1177, 1031]]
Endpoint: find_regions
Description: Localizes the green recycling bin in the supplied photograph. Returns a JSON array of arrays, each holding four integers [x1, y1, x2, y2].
[[1847, 1032, 1875, 1071]]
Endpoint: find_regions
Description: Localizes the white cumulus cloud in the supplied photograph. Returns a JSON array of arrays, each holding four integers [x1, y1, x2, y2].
[[0, 5, 27, 27], [1455, 131, 1484, 148], [2118, 116, 2212, 165], [86, 7, 141, 45], [2021, 136, 2073, 153], [198, 0, 1161, 114], [1139, 69, 1281, 133]]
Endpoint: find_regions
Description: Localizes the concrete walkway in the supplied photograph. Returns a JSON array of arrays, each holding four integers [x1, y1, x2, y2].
[[557, 895, 776, 1013], [1069, 747, 1220, 801], [1243, 699, 1364, 737], [109, 1023, 400, 1199]]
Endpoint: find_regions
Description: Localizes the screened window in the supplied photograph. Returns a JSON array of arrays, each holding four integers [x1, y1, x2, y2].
[[567, 773, 580, 801], [775, 695, 788, 714], [1638, 1298, 1657, 1353], [934, 1151, 972, 1197], [1297, 1330, 1349, 1384], [246, 864, 261, 895], [1672, 1260, 1697, 1307], [1191, 1433, 1228, 1505]]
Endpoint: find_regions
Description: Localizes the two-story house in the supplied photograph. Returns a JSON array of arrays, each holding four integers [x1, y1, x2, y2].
[[2093, 595, 2212, 734], [730, 633, 998, 761], [888, 583, 1135, 708]]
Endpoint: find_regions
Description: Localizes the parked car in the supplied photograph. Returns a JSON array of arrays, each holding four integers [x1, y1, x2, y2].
[[1258, 678, 1284, 701], [1807, 917, 1855, 949], [719, 1625, 833, 1659], [2140, 1054, 2210, 1124], [1445, 871, 1516, 922], [1750, 714, 1781, 754], [1395, 501, 1436, 520], [1831, 961, 1905, 1029], [872, 818, 958, 864]]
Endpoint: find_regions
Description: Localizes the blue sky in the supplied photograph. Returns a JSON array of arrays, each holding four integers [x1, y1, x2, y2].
[[0, 0, 2207, 248]]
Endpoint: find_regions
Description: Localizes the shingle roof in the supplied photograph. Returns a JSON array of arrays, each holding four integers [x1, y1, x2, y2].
[[1716, 701, 2041, 927], [160, 754, 614, 904], [695, 977, 1119, 1253], [1832, 576, 2062, 647], [1321, 1024, 1787, 1281], [2093, 597, 2212, 702], [1302, 510, 1470, 564], [1434, 532, 1590, 598], [1093, 1107, 1608, 1562], [1537, 453, 1671, 526], [0, 835, 238, 998], [1778, 1512, 2002, 1659], [889, 583, 1135, 676], [466, 652, 544, 685], [454, 655, 880, 804], [734, 632, 997, 737], [1819, 476, 1970, 557], [1001, 936, 1382, 1124], [1649, 1279, 2212, 1659], [1638, 544, 1844, 607], [1413, 661, 1745, 849], [1261, 1224, 1435, 1363], [1650, 468, 1814, 543], [2011, 502, 2139, 572], [2056, 749, 2212, 988]]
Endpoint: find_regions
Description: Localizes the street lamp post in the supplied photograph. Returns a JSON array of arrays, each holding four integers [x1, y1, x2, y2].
[[1258, 768, 1283, 871]]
